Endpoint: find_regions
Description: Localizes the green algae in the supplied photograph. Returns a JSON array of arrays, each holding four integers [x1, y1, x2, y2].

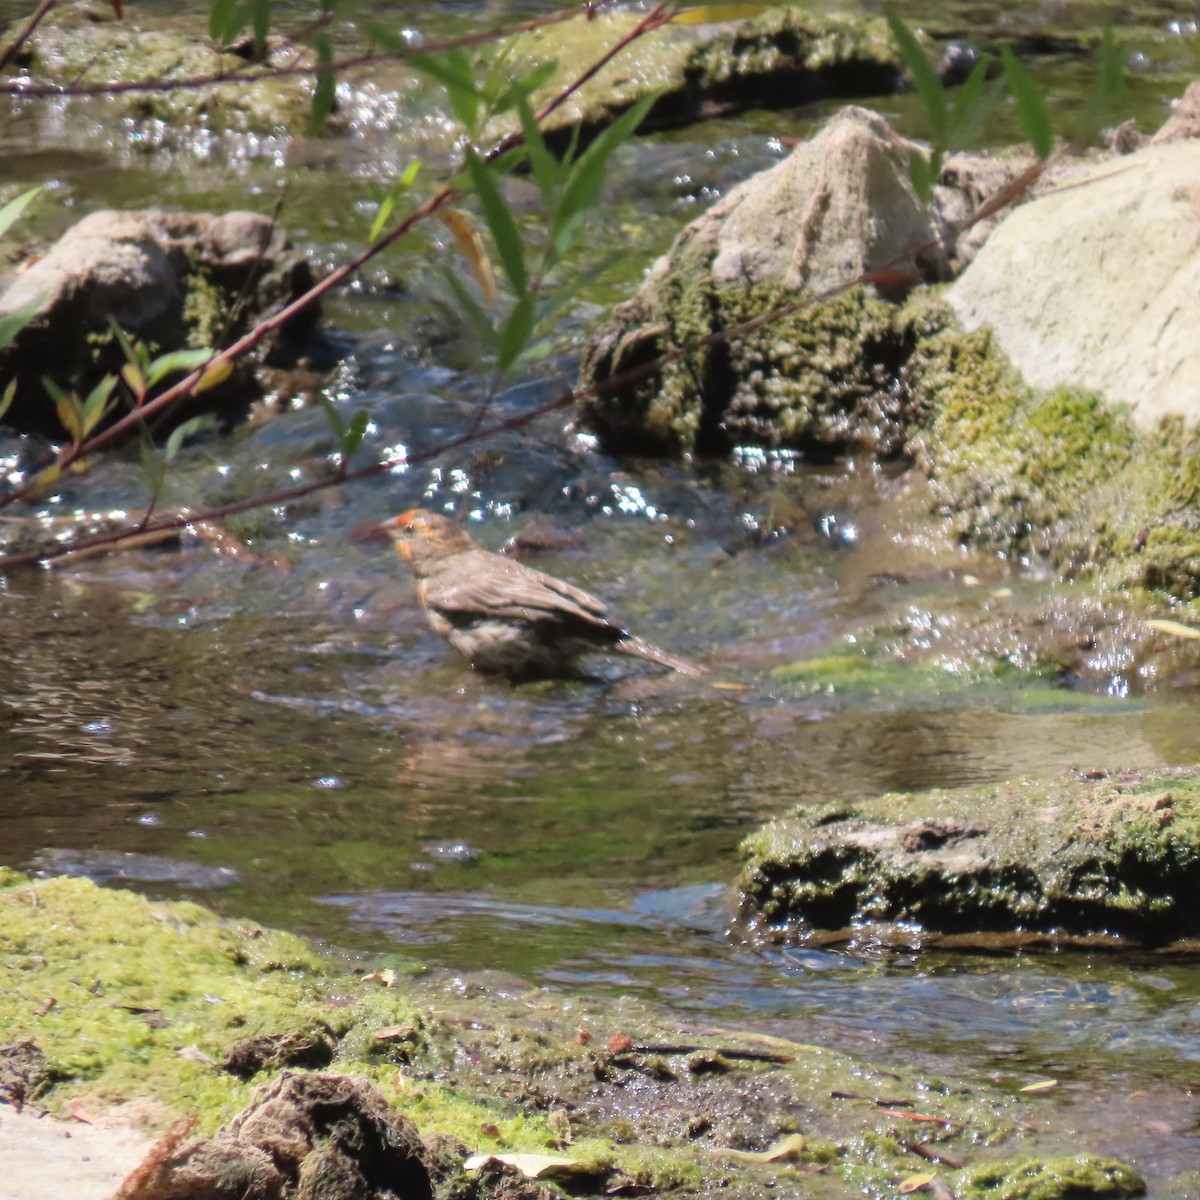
[[0, 869, 1147, 1199], [739, 767, 1200, 944], [9, 15, 313, 144], [953, 1155, 1144, 1200], [503, 8, 901, 144]]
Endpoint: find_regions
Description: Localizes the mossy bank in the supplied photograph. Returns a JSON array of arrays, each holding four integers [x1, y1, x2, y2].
[[0, 869, 1144, 1200]]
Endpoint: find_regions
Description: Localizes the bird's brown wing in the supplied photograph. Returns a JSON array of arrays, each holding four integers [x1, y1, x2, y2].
[[423, 550, 614, 628]]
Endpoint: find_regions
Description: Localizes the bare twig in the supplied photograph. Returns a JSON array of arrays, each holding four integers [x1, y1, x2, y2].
[[0, 0, 58, 73]]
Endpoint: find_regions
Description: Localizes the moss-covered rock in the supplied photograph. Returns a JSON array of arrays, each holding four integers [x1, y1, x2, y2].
[[738, 767, 1200, 945], [502, 8, 903, 147], [1, 7, 313, 151]]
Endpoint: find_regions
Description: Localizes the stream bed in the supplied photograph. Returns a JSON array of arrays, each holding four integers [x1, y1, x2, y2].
[[2, 0, 1200, 1192]]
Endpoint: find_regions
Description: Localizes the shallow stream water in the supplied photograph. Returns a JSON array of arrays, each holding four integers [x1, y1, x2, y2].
[[3, 0, 1200, 1191]]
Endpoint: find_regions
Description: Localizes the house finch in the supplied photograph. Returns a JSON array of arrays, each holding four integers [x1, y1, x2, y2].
[[382, 508, 704, 678]]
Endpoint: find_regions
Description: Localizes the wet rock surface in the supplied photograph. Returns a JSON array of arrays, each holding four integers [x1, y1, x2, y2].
[[114, 1072, 434, 1200], [0, 208, 318, 433], [738, 767, 1200, 945]]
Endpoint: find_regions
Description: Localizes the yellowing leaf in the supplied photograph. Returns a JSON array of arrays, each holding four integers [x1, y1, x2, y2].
[[30, 462, 61, 495], [671, 4, 767, 23], [1019, 1079, 1058, 1092], [121, 362, 146, 396], [464, 1153, 582, 1179], [899, 1173, 936, 1194], [1146, 619, 1200, 640], [710, 1133, 805, 1164], [55, 393, 84, 442], [195, 359, 234, 393], [441, 209, 498, 307]]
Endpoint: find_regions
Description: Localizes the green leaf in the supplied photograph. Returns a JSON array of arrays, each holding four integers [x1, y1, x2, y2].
[[52, 389, 84, 443], [0, 186, 41, 243], [310, 33, 337, 132], [145, 348, 215, 389], [465, 148, 527, 297], [342, 409, 369, 458], [81, 374, 117, 438], [518, 98, 563, 210], [209, 0, 239, 42], [491, 60, 557, 117], [888, 14, 948, 139], [0, 378, 17, 424], [410, 49, 483, 132], [251, 0, 271, 55], [552, 92, 657, 264], [0, 294, 42, 352], [443, 269, 497, 352], [318, 393, 346, 441], [358, 18, 412, 54], [1073, 27, 1125, 146], [946, 56, 993, 148], [1002, 49, 1053, 158], [370, 159, 422, 242], [164, 413, 217, 464], [906, 149, 937, 201], [497, 293, 535, 373]]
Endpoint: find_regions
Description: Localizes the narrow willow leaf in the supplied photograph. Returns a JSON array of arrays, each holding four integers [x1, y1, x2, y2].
[[440, 209, 498, 307], [1002, 49, 1053, 158], [888, 14, 948, 139], [370, 160, 423, 242], [670, 5, 768, 24], [442, 269, 497, 351], [0, 294, 42, 351], [251, 0, 271, 56], [195, 359, 234, 393], [121, 361, 146, 397], [146, 348, 216, 389], [55, 392, 84, 443], [164, 413, 217, 464], [31, 462, 61, 494], [310, 33, 337, 132], [410, 50, 482, 131], [553, 92, 657, 263], [497, 293, 535, 373], [1073, 27, 1125, 146], [518, 98, 562, 210], [0, 378, 16, 423], [358, 18, 410, 54], [81, 374, 117, 437], [464, 148, 527, 296], [1019, 1079, 1058, 1093], [209, 0, 238, 41], [907, 148, 939, 200], [0, 186, 41, 243], [318, 393, 346, 441], [946, 55, 993, 147], [491, 59, 557, 116], [342, 409, 369, 457], [1146, 618, 1200, 640]]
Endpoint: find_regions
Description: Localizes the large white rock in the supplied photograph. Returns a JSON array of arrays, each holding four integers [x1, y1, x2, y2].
[[948, 140, 1200, 428]]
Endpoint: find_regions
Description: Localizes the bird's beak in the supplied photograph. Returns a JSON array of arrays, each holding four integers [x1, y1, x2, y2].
[[380, 513, 415, 560]]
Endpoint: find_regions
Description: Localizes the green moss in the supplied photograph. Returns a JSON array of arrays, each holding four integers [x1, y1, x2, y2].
[[954, 1155, 1144, 1200], [20, 20, 312, 141], [739, 767, 1200, 942]]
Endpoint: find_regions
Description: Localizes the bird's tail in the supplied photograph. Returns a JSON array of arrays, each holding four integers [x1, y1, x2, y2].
[[616, 634, 706, 676]]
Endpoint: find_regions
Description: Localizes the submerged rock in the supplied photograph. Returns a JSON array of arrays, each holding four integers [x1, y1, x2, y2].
[[738, 767, 1200, 946], [0, 208, 317, 434]]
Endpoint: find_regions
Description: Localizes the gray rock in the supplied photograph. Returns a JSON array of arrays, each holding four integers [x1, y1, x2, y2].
[[0, 209, 316, 434], [947, 139, 1200, 429]]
